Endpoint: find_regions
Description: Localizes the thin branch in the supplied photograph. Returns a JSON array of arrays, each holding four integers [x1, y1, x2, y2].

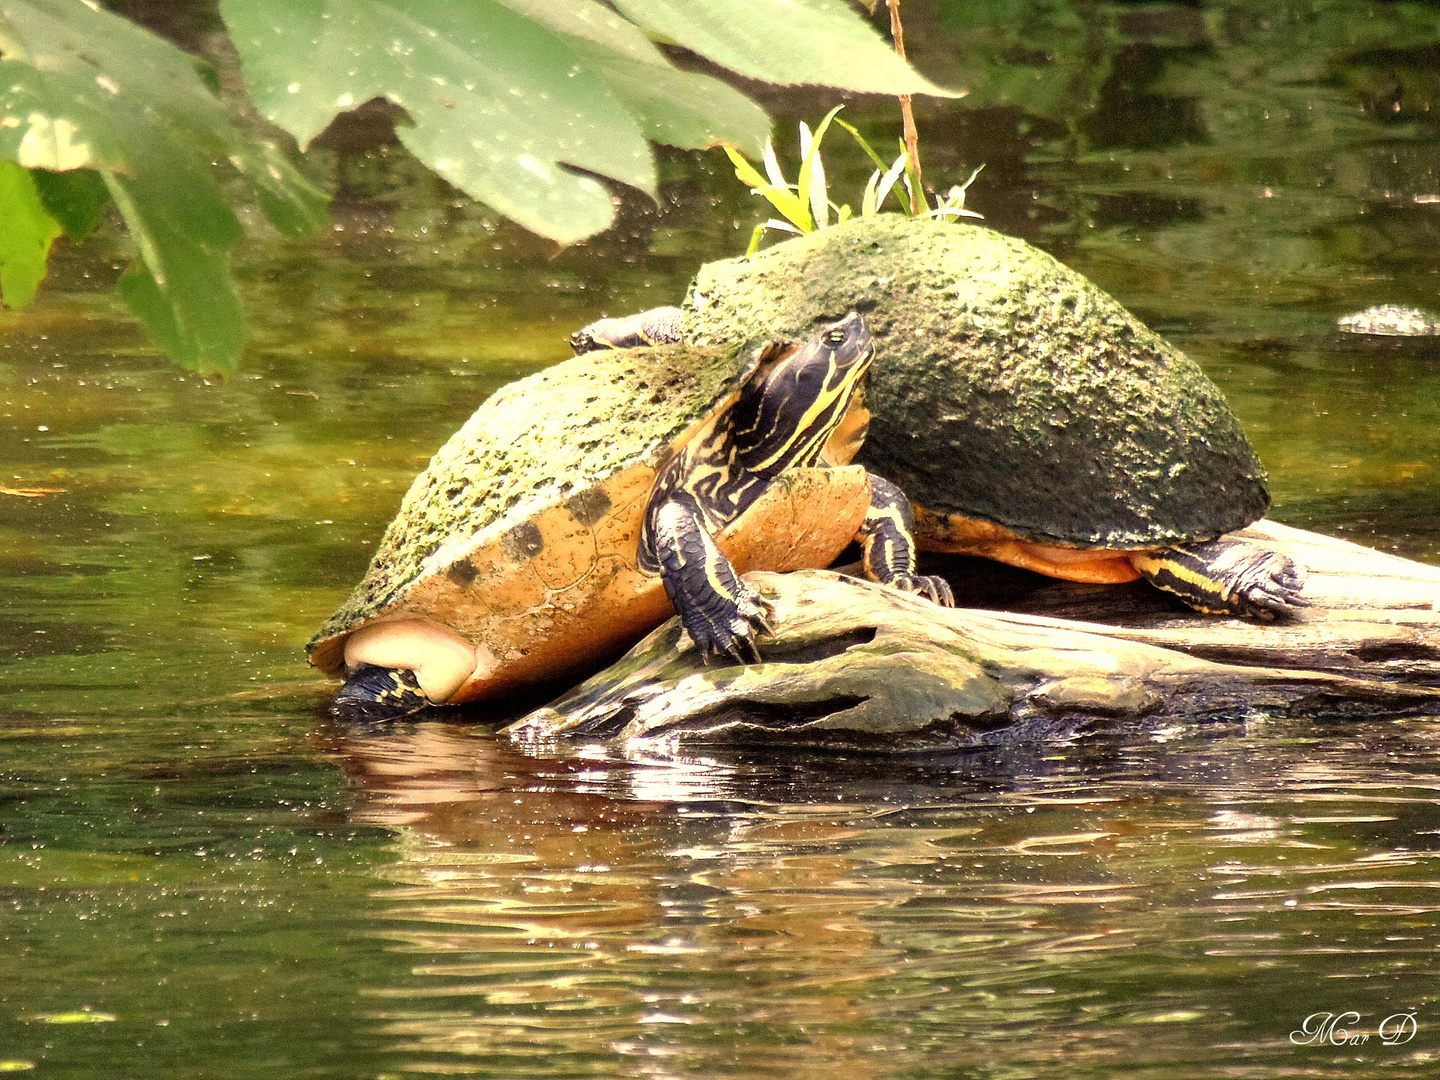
[[885, 0, 927, 212]]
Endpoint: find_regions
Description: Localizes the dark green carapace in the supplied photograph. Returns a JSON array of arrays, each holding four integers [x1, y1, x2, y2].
[[683, 215, 1269, 550]]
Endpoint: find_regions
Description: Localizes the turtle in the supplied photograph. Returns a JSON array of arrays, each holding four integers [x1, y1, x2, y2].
[[308, 313, 953, 720], [570, 215, 1307, 620]]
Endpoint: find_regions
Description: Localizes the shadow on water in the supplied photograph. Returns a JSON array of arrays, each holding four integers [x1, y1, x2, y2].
[[2, 1, 1439, 1076]]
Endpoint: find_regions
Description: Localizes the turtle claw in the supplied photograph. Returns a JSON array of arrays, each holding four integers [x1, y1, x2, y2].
[[1235, 554, 1310, 621], [887, 573, 956, 607], [1136, 541, 1310, 621], [717, 630, 763, 667], [685, 583, 775, 666]]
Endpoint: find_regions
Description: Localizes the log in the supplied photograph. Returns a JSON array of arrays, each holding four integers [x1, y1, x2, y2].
[[946, 521, 1440, 683], [507, 523, 1440, 750]]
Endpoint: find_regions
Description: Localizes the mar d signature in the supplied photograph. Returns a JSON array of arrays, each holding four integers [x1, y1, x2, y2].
[[1290, 1012, 1418, 1047]]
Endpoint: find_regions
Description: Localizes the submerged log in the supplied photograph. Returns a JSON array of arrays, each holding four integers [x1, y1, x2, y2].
[[507, 524, 1440, 749]]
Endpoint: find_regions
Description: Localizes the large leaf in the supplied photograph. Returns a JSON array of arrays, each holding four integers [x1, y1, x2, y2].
[[32, 167, 110, 240], [0, 0, 328, 372], [221, 0, 659, 245], [102, 132, 246, 377], [0, 0, 327, 237], [222, 0, 949, 243], [609, 0, 961, 96], [0, 159, 61, 307], [570, 40, 768, 156], [495, 0, 768, 154], [492, 0, 675, 64]]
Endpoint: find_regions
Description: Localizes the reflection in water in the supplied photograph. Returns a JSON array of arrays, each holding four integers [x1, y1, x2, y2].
[[326, 722, 1440, 1079]]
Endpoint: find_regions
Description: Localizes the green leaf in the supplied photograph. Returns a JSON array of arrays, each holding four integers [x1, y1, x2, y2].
[[572, 41, 768, 156], [875, 150, 911, 215], [491, 0, 672, 64], [762, 139, 789, 191], [235, 140, 330, 239], [609, 0, 961, 97], [221, 0, 656, 245], [904, 156, 929, 214], [31, 167, 109, 240], [835, 118, 889, 173], [795, 106, 843, 231], [0, 160, 61, 307], [102, 144, 246, 377], [861, 169, 880, 217], [725, 147, 771, 193], [0, 0, 327, 238], [0, 0, 325, 370], [728, 143, 810, 232], [494, 0, 768, 154]]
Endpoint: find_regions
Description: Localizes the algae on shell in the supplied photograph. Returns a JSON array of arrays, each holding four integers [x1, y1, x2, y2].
[[684, 215, 1269, 550], [309, 341, 755, 671]]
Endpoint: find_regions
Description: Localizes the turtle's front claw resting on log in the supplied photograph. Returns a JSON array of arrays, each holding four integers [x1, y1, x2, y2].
[[880, 573, 956, 607], [679, 582, 776, 666], [857, 474, 955, 607], [649, 496, 777, 665]]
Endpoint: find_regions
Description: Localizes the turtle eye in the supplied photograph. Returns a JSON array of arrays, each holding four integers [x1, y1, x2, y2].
[[823, 326, 848, 348]]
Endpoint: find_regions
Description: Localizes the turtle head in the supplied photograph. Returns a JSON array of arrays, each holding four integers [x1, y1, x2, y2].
[[815, 310, 874, 379], [729, 312, 874, 477], [570, 306, 684, 354]]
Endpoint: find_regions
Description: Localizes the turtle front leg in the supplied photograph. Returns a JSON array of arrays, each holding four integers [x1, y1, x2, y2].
[[649, 495, 775, 663], [858, 475, 956, 606], [1131, 539, 1309, 620]]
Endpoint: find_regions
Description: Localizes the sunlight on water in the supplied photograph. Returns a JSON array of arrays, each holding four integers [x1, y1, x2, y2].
[[312, 722, 1440, 1079]]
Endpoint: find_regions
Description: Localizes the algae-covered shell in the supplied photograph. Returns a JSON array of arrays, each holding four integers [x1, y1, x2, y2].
[[684, 215, 1269, 550], [307, 340, 868, 703]]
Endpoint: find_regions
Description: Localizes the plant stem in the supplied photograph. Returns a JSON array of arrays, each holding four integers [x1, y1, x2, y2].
[[885, 0, 927, 212]]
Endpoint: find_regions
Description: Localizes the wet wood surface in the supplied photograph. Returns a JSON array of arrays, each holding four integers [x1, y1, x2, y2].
[[507, 523, 1440, 749]]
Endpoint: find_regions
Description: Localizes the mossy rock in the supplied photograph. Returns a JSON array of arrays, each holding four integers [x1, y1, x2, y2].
[[683, 215, 1268, 549]]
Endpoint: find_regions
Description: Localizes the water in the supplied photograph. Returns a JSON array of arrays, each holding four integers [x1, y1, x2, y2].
[[3, 2, 1440, 1075]]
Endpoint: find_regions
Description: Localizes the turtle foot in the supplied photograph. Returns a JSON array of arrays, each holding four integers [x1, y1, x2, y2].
[[332, 663, 433, 721], [682, 583, 776, 665], [857, 475, 954, 607], [1231, 551, 1310, 621], [570, 306, 683, 354], [881, 572, 956, 607], [1133, 540, 1309, 621]]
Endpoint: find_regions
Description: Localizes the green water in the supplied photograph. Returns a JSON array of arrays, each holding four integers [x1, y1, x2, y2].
[[3, 2, 1440, 1076]]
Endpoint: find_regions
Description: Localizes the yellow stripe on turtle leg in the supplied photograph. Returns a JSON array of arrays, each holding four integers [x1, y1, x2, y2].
[[856, 475, 955, 606], [1131, 539, 1308, 620]]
